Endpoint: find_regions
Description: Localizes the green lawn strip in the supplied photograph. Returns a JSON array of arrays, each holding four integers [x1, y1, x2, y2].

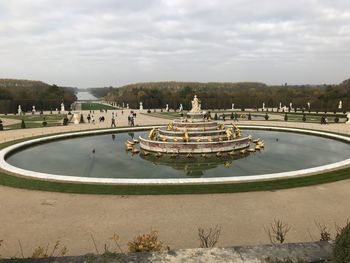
[[0, 125, 349, 195], [0, 166, 349, 195], [81, 103, 117, 110], [0, 114, 65, 121]]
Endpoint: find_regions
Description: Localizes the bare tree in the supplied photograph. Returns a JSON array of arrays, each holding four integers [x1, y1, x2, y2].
[[315, 221, 331, 241], [198, 225, 222, 248], [264, 219, 291, 244]]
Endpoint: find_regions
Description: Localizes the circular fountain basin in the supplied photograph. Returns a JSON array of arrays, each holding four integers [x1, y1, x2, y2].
[[0, 126, 350, 185]]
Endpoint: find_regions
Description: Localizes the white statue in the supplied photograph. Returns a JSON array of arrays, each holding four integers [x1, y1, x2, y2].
[[279, 102, 282, 109], [190, 95, 201, 113], [179, 104, 183, 111], [61, 102, 65, 112], [165, 104, 169, 111], [32, 105, 36, 113], [262, 102, 265, 110], [289, 102, 293, 109], [17, 105, 22, 115], [232, 103, 235, 110], [339, 100, 342, 109], [139, 102, 143, 110], [122, 102, 125, 108], [73, 113, 79, 124], [307, 102, 310, 109], [126, 103, 129, 109]]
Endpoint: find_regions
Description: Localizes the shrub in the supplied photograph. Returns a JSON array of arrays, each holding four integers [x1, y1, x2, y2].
[[198, 225, 221, 248], [333, 222, 350, 262], [284, 114, 288, 121], [302, 115, 306, 122], [0, 119, 3, 131], [21, 119, 26, 129], [265, 113, 269, 120], [335, 117, 339, 123], [128, 230, 163, 252], [42, 117, 47, 127], [248, 113, 252, 120], [214, 113, 218, 120], [63, 116, 69, 126]]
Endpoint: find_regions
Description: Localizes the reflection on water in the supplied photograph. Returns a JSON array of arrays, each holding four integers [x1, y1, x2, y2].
[[140, 153, 247, 177], [6, 130, 350, 179]]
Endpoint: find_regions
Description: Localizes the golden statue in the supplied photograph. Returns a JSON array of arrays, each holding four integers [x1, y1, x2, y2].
[[226, 128, 233, 140], [148, 128, 157, 140], [166, 122, 173, 131], [233, 125, 241, 138], [183, 129, 189, 142]]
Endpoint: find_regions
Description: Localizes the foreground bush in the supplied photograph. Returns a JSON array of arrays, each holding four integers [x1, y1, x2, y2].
[[333, 222, 350, 262], [128, 230, 163, 252]]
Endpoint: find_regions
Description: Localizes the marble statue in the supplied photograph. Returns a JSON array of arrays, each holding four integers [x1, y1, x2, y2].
[[289, 102, 293, 109], [18, 105, 22, 115], [179, 104, 183, 111], [232, 103, 234, 110], [190, 95, 201, 113], [166, 104, 169, 111], [307, 102, 310, 109], [122, 102, 125, 108], [339, 100, 342, 109], [32, 105, 36, 113], [61, 103, 65, 112], [262, 102, 265, 110], [126, 103, 129, 109], [279, 102, 282, 109], [139, 102, 143, 110]]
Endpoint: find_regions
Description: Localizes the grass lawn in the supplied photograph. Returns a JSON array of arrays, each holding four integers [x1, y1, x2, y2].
[[81, 103, 117, 110], [1, 114, 66, 130]]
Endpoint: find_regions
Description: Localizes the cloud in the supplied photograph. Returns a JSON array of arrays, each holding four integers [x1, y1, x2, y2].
[[0, 0, 349, 87]]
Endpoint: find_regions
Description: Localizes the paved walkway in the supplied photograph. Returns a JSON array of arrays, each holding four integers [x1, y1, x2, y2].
[[0, 111, 349, 257]]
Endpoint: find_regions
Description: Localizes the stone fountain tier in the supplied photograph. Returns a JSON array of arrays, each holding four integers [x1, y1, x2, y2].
[[172, 120, 218, 131], [139, 136, 251, 154], [158, 128, 228, 142], [186, 112, 206, 121]]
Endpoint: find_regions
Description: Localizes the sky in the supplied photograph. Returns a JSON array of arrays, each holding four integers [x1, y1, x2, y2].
[[0, 0, 350, 88]]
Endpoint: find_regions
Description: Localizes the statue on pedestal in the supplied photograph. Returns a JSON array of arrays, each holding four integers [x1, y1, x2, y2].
[[307, 102, 311, 109], [32, 105, 36, 114], [232, 103, 234, 110], [179, 104, 183, 111], [165, 104, 169, 111], [339, 100, 343, 109], [190, 95, 201, 113], [18, 105, 22, 115], [262, 102, 265, 110], [61, 102, 65, 112], [126, 104, 129, 109], [139, 102, 143, 110]]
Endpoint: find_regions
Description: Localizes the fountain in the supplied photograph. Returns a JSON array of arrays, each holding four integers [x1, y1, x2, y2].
[[139, 95, 251, 153]]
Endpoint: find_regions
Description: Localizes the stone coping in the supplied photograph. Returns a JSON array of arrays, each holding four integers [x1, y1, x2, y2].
[[0, 125, 349, 185]]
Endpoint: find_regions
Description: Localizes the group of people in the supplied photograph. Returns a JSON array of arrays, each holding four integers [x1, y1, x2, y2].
[[128, 111, 137, 126]]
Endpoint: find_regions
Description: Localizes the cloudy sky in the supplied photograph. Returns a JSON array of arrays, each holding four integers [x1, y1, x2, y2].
[[0, 0, 350, 88]]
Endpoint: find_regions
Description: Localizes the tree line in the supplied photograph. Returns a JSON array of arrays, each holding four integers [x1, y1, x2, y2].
[[104, 79, 350, 111], [0, 79, 77, 113]]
